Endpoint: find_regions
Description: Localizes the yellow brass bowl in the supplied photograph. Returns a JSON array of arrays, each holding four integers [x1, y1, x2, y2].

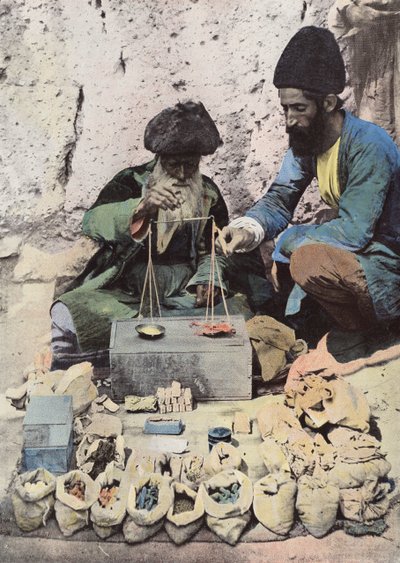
[[135, 323, 165, 340]]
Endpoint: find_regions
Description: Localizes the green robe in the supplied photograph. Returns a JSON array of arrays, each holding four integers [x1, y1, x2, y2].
[[56, 160, 231, 352]]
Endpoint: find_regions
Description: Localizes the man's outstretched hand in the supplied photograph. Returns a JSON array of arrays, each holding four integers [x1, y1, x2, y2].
[[216, 226, 255, 256]]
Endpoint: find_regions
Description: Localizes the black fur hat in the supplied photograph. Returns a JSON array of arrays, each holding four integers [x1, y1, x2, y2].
[[144, 101, 222, 155], [273, 26, 346, 94]]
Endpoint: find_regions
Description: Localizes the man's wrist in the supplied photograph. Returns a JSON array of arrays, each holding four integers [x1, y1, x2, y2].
[[229, 216, 264, 252]]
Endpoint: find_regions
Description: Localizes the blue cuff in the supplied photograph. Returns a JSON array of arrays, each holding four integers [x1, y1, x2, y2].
[[271, 247, 290, 263]]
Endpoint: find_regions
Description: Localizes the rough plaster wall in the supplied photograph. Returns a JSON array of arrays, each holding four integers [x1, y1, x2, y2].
[[0, 0, 336, 346], [0, 1, 333, 251]]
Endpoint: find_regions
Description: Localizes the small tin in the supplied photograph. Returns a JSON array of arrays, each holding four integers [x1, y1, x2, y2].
[[143, 417, 184, 435], [208, 426, 232, 452], [22, 396, 74, 474]]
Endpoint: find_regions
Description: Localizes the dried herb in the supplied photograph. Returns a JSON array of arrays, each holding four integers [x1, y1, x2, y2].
[[173, 492, 195, 515], [88, 438, 116, 480]]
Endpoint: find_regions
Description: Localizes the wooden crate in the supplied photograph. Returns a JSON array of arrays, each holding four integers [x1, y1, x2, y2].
[[110, 315, 252, 401]]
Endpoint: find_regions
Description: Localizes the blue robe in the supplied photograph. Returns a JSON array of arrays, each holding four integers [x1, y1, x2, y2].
[[246, 111, 400, 321]]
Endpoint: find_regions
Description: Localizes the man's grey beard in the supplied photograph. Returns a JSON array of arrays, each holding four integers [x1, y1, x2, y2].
[[151, 160, 204, 254]]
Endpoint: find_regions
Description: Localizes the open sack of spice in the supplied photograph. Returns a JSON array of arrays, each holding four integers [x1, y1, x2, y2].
[[54, 470, 99, 536], [165, 482, 205, 544], [180, 454, 207, 490], [253, 473, 297, 536], [123, 473, 173, 543], [76, 434, 125, 480], [12, 468, 56, 532], [246, 315, 308, 382], [200, 469, 253, 545], [90, 462, 127, 539]]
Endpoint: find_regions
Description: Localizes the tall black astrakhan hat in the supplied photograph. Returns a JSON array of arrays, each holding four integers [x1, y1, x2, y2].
[[273, 26, 346, 94], [144, 101, 222, 155]]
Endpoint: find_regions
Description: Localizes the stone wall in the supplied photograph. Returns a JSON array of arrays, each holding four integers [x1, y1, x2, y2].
[[0, 1, 334, 275]]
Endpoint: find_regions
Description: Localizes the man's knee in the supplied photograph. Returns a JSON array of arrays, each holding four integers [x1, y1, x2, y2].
[[51, 301, 80, 354], [289, 245, 322, 288]]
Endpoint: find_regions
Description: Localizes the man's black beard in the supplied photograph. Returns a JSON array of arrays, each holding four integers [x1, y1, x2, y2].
[[287, 108, 327, 157]]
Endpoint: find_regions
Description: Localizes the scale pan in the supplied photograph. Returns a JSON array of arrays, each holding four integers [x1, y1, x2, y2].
[[135, 323, 165, 340], [199, 322, 236, 338], [202, 330, 230, 338]]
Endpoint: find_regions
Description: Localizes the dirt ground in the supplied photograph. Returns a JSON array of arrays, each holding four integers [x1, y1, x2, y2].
[[0, 287, 399, 562]]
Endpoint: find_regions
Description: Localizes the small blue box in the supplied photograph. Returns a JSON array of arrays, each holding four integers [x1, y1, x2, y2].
[[143, 417, 184, 435], [22, 396, 74, 474]]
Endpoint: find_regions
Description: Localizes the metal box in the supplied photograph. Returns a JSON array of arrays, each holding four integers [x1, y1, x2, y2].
[[22, 395, 74, 474], [110, 315, 252, 401]]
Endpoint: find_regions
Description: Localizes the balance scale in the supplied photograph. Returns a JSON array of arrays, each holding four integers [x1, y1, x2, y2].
[[109, 217, 252, 401]]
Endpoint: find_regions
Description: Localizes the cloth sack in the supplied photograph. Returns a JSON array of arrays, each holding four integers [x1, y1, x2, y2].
[[123, 516, 164, 543], [283, 428, 317, 478], [124, 395, 158, 413], [296, 473, 340, 538], [90, 462, 127, 538], [246, 315, 307, 381], [313, 433, 337, 472], [287, 373, 370, 432], [203, 442, 242, 476], [165, 482, 205, 544], [54, 361, 98, 415], [54, 470, 99, 536], [200, 469, 253, 519], [256, 402, 302, 443], [329, 457, 391, 489], [169, 455, 184, 481], [122, 451, 155, 483], [206, 512, 252, 545], [76, 434, 125, 477], [123, 473, 173, 543], [258, 438, 291, 475], [339, 481, 391, 522], [253, 473, 297, 535], [12, 468, 56, 532], [200, 469, 253, 544], [181, 454, 206, 490], [327, 428, 391, 488]]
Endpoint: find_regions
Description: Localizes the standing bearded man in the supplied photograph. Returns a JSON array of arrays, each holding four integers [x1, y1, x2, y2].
[[50, 101, 267, 368], [219, 27, 400, 344]]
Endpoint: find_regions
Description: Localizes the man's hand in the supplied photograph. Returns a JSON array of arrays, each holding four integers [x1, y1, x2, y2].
[[135, 175, 185, 219], [195, 284, 222, 308], [216, 226, 255, 256]]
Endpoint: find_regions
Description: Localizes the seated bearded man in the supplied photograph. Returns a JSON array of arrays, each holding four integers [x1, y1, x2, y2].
[[50, 101, 271, 369]]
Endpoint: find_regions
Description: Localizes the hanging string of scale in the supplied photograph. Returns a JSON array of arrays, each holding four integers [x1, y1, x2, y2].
[[138, 216, 231, 327]]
